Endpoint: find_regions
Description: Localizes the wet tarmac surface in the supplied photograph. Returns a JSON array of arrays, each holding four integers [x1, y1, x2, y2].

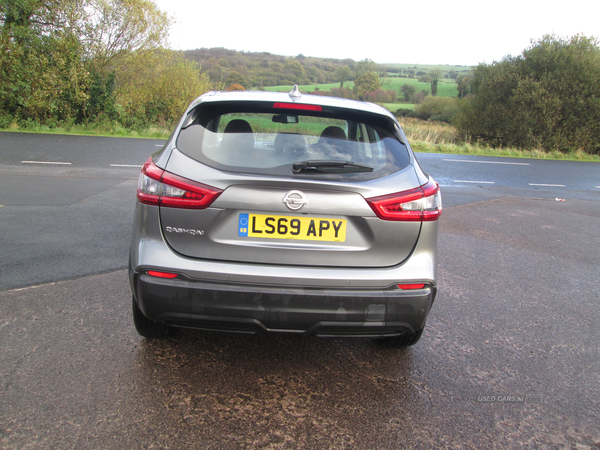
[[2, 197, 600, 449]]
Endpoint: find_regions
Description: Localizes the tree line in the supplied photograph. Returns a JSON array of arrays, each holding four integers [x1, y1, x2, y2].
[[0, 0, 211, 129]]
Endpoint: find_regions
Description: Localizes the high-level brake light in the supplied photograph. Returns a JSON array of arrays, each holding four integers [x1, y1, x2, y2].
[[366, 179, 442, 222], [137, 158, 222, 209], [273, 102, 322, 111]]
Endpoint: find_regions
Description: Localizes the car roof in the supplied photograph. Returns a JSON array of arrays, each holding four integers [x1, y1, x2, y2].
[[187, 86, 398, 121]]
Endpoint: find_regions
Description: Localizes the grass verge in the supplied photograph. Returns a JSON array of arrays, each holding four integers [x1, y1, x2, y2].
[[2, 119, 598, 162], [0, 121, 171, 140], [399, 118, 600, 162]]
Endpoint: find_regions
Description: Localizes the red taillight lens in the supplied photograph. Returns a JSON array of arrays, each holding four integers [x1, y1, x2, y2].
[[147, 271, 178, 278], [366, 179, 442, 221], [273, 102, 322, 111], [397, 283, 426, 290], [137, 158, 222, 209]]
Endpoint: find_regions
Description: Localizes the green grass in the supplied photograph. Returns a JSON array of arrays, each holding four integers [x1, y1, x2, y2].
[[264, 77, 459, 98], [0, 120, 171, 139], [380, 103, 415, 111], [410, 141, 600, 162], [384, 63, 473, 73], [380, 77, 458, 97]]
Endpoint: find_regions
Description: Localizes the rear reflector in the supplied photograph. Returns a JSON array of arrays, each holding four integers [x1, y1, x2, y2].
[[397, 284, 426, 290], [147, 271, 178, 279], [137, 158, 222, 209], [273, 102, 322, 111], [366, 179, 442, 221]]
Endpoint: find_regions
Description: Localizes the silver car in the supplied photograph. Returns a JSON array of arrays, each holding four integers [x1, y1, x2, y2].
[[129, 87, 441, 347]]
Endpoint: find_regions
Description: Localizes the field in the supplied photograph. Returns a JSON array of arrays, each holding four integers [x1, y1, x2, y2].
[[261, 77, 458, 114], [262, 78, 458, 98], [384, 63, 473, 74]]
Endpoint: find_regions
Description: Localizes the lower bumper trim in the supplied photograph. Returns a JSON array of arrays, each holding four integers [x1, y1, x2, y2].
[[133, 273, 436, 337]]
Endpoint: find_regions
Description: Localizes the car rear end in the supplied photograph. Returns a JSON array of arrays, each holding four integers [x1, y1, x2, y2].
[[129, 89, 441, 346]]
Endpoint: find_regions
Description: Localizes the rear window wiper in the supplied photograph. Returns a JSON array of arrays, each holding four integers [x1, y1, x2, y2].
[[293, 160, 373, 174]]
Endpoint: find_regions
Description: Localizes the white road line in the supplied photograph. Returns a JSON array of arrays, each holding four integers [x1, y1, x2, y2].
[[110, 164, 143, 168], [454, 180, 495, 184], [529, 183, 566, 187], [444, 159, 530, 166], [22, 160, 71, 165], [155, 144, 164, 147]]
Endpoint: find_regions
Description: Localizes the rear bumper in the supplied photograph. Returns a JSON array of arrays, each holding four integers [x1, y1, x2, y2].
[[131, 272, 436, 337]]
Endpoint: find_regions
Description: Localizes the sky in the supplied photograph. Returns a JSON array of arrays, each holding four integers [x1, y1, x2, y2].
[[152, 0, 600, 66]]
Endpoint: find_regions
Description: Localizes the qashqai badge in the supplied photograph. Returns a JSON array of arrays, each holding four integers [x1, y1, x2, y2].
[[283, 190, 307, 211]]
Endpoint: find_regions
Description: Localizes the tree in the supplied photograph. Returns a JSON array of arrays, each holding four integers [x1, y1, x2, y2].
[[428, 69, 442, 96], [335, 65, 351, 87], [456, 73, 473, 98], [354, 72, 381, 100], [225, 70, 247, 88], [401, 84, 416, 102], [355, 59, 379, 78], [83, 0, 171, 73], [283, 59, 305, 82], [0, 0, 91, 121], [455, 34, 600, 153], [119, 50, 212, 128], [0, 0, 172, 123]]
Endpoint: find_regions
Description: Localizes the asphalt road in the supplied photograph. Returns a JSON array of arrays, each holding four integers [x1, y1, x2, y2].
[[1, 132, 600, 448], [1, 132, 598, 292]]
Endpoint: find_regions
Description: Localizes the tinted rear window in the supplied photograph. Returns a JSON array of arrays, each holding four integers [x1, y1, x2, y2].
[[176, 101, 411, 180]]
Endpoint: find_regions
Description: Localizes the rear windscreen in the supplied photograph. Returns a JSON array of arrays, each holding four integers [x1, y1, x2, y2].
[[176, 101, 411, 180]]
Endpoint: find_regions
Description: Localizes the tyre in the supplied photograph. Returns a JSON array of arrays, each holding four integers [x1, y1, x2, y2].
[[380, 326, 424, 348], [132, 296, 173, 338]]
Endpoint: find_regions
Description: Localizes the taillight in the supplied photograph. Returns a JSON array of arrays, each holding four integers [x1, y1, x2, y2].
[[366, 179, 442, 221], [137, 157, 222, 209]]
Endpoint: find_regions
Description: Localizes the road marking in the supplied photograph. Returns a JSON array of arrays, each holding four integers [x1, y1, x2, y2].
[[529, 183, 566, 187], [22, 161, 71, 165], [110, 164, 143, 168], [454, 180, 495, 184], [444, 159, 530, 166], [155, 144, 164, 147]]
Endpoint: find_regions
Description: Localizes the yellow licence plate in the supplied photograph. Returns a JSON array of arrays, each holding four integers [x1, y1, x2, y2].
[[238, 213, 346, 242]]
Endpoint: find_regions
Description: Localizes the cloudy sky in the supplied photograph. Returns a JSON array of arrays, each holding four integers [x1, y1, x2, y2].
[[152, 0, 600, 66]]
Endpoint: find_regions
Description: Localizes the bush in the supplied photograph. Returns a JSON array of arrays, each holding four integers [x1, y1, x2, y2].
[[363, 89, 392, 103], [394, 97, 459, 124], [455, 34, 600, 153], [329, 87, 355, 99], [0, 113, 14, 129], [411, 90, 428, 104], [415, 96, 459, 123]]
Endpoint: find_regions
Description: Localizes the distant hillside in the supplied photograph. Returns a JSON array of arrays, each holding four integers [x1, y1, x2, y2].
[[182, 47, 473, 91]]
